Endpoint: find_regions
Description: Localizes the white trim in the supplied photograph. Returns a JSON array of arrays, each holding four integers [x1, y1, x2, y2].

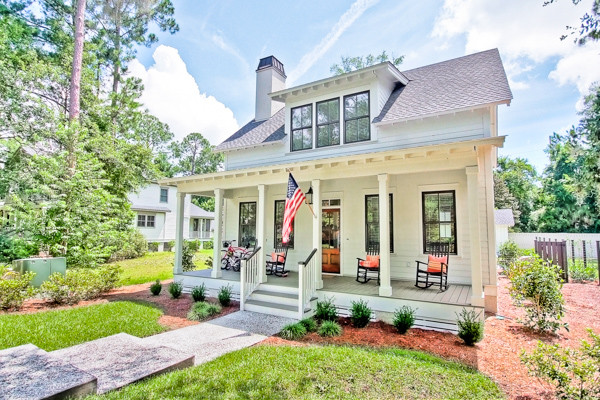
[[321, 197, 343, 276]]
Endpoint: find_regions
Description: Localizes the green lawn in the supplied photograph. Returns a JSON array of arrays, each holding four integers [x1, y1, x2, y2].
[[0, 301, 165, 351], [114, 250, 213, 286], [86, 345, 504, 400]]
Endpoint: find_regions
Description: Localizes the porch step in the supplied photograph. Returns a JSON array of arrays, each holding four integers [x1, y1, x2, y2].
[[250, 290, 298, 306], [258, 282, 298, 295], [244, 299, 299, 319]]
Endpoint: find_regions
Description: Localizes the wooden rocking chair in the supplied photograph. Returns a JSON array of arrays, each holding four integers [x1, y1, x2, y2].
[[266, 246, 289, 277], [415, 242, 450, 292], [356, 245, 380, 285]]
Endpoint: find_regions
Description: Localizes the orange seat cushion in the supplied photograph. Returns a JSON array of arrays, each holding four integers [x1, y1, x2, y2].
[[359, 255, 380, 269], [271, 252, 285, 263], [427, 255, 448, 273]]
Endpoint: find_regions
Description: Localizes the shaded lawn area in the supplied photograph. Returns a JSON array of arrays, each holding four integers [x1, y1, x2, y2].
[[0, 301, 165, 351], [115, 250, 212, 286], [87, 345, 504, 400]]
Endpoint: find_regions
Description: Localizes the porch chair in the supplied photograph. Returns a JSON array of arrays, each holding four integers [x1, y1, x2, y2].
[[356, 245, 380, 285], [266, 246, 289, 277], [415, 242, 450, 292]]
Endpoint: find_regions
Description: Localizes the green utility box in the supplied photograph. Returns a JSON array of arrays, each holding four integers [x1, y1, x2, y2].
[[12, 257, 67, 288]]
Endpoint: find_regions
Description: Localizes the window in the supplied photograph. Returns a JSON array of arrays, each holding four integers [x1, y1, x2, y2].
[[137, 214, 146, 227], [291, 104, 313, 151], [274, 200, 294, 248], [422, 191, 457, 254], [365, 194, 394, 252], [316, 98, 340, 148], [344, 91, 370, 143], [239, 202, 257, 248], [146, 215, 155, 228], [160, 188, 168, 203]]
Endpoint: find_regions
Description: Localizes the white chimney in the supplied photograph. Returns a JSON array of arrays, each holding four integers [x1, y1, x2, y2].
[[255, 56, 286, 121]]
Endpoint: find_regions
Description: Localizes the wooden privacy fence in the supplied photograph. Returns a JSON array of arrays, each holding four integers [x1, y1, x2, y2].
[[534, 238, 568, 282]]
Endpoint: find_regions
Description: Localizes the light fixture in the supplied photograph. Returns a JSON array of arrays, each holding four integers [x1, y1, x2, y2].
[[306, 186, 313, 205]]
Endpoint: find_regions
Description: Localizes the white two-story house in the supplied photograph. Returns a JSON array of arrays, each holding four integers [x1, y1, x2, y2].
[[161, 50, 512, 329]]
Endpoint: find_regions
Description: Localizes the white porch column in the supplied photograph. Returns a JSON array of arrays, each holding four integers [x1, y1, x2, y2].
[[173, 192, 185, 275], [378, 174, 392, 297], [212, 189, 224, 278], [466, 166, 485, 306], [311, 179, 323, 289], [257, 184, 267, 283]]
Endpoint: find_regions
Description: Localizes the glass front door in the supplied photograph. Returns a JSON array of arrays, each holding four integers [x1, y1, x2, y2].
[[322, 208, 341, 274]]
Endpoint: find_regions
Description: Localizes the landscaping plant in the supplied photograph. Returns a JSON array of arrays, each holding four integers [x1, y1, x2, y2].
[[569, 259, 599, 282], [150, 280, 162, 296], [187, 301, 222, 321], [168, 281, 183, 299], [0, 268, 35, 310], [393, 305, 417, 334], [497, 240, 522, 270], [521, 329, 600, 400], [456, 308, 484, 346], [350, 299, 372, 328], [318, 320, 342, 337], [280, 322, 307, 340], [191, 283, 207, 302], [218, 284, 232, 306], [181, 241, 196, 272], [299, 317, 317, 332], [314, 297, 338, 322]]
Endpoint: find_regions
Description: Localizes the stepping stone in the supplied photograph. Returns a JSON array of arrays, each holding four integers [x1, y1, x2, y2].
[[0, 344, 97, 400], [51, 333, 194, 394]]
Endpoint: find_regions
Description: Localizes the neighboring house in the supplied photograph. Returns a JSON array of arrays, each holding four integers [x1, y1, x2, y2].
[[161, 49, 512, 327], [128, 183, 214, 249], [494, 209, 515, 251]]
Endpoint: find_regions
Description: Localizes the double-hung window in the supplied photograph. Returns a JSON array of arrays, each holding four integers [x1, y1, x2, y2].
[[137, 214, 155, 228], [291, 104, 313, 151], [316, 98, 340, 148], [160, 188, 168, 203], [344, 91, 370, 143], [365, 194, 394, 252], [422, 191, 457, 254], [239, 202, 257, 248], [274, 200, 294, 248]]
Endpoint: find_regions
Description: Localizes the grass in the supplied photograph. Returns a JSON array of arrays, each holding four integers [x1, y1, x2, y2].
[[0, 301, 165, 351], [86, 345, 504, 400], [114, 250, 212, 286]]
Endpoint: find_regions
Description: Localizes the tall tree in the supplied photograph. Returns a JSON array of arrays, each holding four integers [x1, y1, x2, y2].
[[495, 156, 539, 231], [546, 0, 600, 44], [493, 173, 521, 228], [330, 50, 404, 76], [170, 132, 223, 176]]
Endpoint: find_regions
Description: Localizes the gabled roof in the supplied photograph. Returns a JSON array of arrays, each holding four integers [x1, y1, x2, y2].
[[189, 203, 214, 218], [214, 107, 285, 152], [495, 209, 515, 226]]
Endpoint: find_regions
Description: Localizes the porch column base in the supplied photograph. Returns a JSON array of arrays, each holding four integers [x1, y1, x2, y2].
[[471, 294, 485, 308], [379, 285, 392, 297], [484, 284, 497, 313]]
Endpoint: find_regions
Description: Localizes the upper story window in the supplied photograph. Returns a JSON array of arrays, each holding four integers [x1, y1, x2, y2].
[[344, 91, 370, 143], [316, 98, 340, 148], [291, 104, 313, 151], [160, 187, 168, 203]]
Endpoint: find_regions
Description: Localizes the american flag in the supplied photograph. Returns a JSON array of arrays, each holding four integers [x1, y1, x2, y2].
[[282, 173, 305, 244]]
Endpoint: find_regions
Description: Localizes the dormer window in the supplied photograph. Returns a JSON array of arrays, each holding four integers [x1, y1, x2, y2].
[[291, 104, 313, 151], [316, 98, 340, 148], [344, 91, 370, 143]]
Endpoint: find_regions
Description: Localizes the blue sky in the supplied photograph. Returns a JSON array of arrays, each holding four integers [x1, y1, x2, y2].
[[128, 0, 600, 173]]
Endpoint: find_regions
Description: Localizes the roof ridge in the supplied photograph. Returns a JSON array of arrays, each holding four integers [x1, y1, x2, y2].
[[401, 48, 500, 75]]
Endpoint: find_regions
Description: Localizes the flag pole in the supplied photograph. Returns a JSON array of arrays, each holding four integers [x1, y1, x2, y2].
[[285, 168, 316, 217]]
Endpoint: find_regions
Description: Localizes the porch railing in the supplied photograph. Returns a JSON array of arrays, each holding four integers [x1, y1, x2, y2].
[[239, 246, 262, 311], [298, 248, 318, 320]]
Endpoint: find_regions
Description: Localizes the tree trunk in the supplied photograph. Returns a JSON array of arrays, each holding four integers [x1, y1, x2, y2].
[[69, 0, 86, 122]]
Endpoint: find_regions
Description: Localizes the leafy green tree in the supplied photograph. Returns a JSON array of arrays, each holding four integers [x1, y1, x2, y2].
[[170, 132, 223, 176], [330, 50, 404, 76], [192, 196, 215, 212], [546, 0, 600, 44], [495, 156, 539, 231], [493, 173, 521, 228]]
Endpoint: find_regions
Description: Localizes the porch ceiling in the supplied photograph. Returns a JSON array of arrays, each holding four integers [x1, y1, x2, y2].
[[160, 136, 505, 195]]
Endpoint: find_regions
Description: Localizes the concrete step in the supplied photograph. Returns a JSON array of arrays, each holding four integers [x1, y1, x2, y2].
[[0, 344, 97, 400], [51, 333, 194, 394], [244, 299, 299, 319], [249, 289, 298, 306]]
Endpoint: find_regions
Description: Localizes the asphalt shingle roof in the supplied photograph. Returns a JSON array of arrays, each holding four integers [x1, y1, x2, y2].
[[189, 203, 214, 218], [215, 107, 285, 152]]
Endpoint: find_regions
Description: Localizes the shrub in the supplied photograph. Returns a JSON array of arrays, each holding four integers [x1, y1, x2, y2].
[[299, 317, 317, 332], [191, 283, 207, 302], [318, 320, 342, 337], [280, 322, 307, 340], [218, 284, 232, 306], [350, 299, 372, 328], [168, 281, 183, 299], [187, 240, 200, 252], [521, 329, 600, 400], [0, 235, 38, 264], [148, 242, 160, 252], [166, 240, 176, 252], [187, 301, 222, 321], [109, 230, 148, 261], [393, 306, 417, 334], [569, 259, 599, 282], [508, 255, 568, 333], [314, 297, 337, 322], [181, 241, 196, 272], [96, 264, 121, 292], [0, 268, 35, 310], [150, 280, 162, 296], [204, 240, 214, 249], [497, 240, 522, 270], [456, 308, 484, 346]]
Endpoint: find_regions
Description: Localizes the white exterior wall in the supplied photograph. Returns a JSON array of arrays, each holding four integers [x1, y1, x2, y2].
[[509, 232, 600, 257], [496, 225, 509, 251]]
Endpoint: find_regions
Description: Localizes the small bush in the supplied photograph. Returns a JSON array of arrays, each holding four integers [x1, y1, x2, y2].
[[187, 301, 222, 321], [498, 240, 521, 270], [318, 320, 342, 337], [280, 322, 307, 340], [150, 279, 162, 296], [148, 242, 160, 252], [0, 235, 38, 263], [218, 284, 232, 306], [191, 283, 207, 302], [456, 308, 484, 346], [350, 299, 372, 328], [393, 305, 417, 334], [569, 259, 599, 282], [169, 281, 183, 299], [0, 268, 36, 310], [521, 329, 600, 400], [314, 297, 337, 322], [204, 240, 214, 249], [181, 241, 196, 272], [187, 240, 200, 252], [166, 240, 176, 252], [299, 317, 317, 332], [109, 230, 148, 261]]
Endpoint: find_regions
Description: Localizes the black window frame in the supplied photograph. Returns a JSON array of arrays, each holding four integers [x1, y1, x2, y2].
[[422, 190, 457, 254], [343, 90, 370, 144], [365, 194, 394, 253], [290, 104, 313, 152], [316, 97, 340, 148], [274, 200, 294, 248], [238, 201, 257, 248], [137, 214, 146, 227], [146, 215, 155, 228], [160, 187, 168, 203]]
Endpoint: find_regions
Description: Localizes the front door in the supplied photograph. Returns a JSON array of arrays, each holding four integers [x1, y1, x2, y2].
[[322, 208, 341, 274]]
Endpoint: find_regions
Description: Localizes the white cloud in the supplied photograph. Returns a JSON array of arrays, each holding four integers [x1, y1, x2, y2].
[[128, 45, 239, 145], [287, 0, 379, 84]]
